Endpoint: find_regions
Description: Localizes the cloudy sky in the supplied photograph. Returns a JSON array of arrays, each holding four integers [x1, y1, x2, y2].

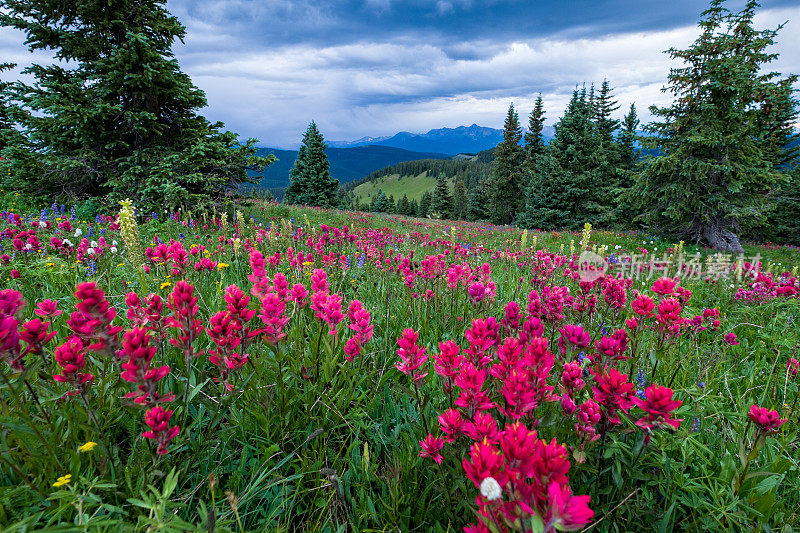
[[2, 0, 800, 148]]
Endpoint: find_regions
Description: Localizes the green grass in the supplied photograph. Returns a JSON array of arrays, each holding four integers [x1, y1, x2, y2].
[[353, 172, 453, 203]]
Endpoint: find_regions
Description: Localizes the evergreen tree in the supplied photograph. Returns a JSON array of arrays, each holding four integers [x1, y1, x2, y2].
[[0, 63, 14, 153], [418, 191, 432, 217], [409, 198, 419, 217], [761, 78, 800, 243], [0, 1, 269, 207], [520, 88, 608, 229], [284, 122, 339, 207], [524, 96, 546, 171], [635, 0, 798, 252], [452, 178, 467, 220], [467, 179, 490, 221], [431, 175, 453, 219], [618, 104, 640, 170], [397, 194, 411, 216], [488, 104, 525, 225], [371, 189, 388, 212], [594, 79, 621, 145], [386, 194, 396, 214], [608, 103, 643, 227]]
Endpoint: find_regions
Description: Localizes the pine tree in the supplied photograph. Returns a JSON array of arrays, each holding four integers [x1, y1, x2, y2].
[[418, 191, 432, 217], [467, 179, 490, 221], [452, 178, 467, 220], [0, 63, 14, 153], [397, 194, 411, 216], [409, 198, 420, 217], [431, 176, 453, 219], [618, 104, 640, 170], [524, 96, 546, 171], [635, 0, 798, 252], [0, 1, 269, 207], [761, 78, 800, 243], [386, 194, 396, 214], [594, 79, 621, 146], [371, 189, 388, 212], [611, 103, 642, 228], [488, 104, 525, 225], [520, 88, 607, 229], [284, 122, 339, 207]]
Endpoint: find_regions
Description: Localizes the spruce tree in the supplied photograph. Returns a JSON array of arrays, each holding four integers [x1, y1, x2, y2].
[[452, 178, 467, 220], [611, 103, 642, 228], [594, 79, 621, 146], [284, 122, 339, 207], [467, 179, 490, 221], [409, 199, 419, 217], [0, 1, 269, 207], [524, 96, 546, 171], [520, 88, 607, 229], [371, 189, 388, 212], [418, 191, 432, 217], [0, 63, 14, 153], [761, 78, 800, 243], [635, 0, 798, 252], [618, 104, 640, 170], [431, 175, 453, 219], [397, 194, 411, 216], [488, 104, 525, 225], [386, 194, 396, 214]]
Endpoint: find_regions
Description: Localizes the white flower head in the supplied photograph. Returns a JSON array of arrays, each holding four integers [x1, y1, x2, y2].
[[480, 477, 502, 501], [74, 228, 82, 237], [87, 248, 95, 255], [91, 240, 98, 248], [38, 221, 46, 228], [24, 243, 32, 250], [63, 239, 73, 247], [110, 246, 118, 253]]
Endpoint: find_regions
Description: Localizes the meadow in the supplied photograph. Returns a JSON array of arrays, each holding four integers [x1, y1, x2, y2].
[[352, 173, 454, 204], [0, 193, 798, 532]]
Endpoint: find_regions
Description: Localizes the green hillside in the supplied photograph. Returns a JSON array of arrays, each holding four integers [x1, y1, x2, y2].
[[353, 171, 454, 203]]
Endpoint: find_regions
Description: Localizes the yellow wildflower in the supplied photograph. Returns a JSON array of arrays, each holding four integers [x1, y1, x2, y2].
[[52, 474, 72, 487], [217, 263, 229, 270], [78, 441, 97, 453], [160, 282, 171, 290]]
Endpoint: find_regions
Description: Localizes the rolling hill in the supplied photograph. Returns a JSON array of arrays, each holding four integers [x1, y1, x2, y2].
[[349, 157, 491, 205], [353, 172, 451, 204]]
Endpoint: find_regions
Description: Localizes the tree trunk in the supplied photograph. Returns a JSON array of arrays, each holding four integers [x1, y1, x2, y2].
[[701, 218, 745, 253]]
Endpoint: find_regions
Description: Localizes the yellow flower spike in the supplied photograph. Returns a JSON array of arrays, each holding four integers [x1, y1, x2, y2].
[[52, 474, 72, 487], [78, 441, 97, 453]]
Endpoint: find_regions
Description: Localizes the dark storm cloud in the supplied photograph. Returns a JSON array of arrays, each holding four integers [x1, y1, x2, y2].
[[2, 0, 799, 146]]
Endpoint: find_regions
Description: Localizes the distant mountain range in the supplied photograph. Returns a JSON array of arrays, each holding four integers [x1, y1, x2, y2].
[[330, 124, 555, 155], [250, 145, 451, 191]]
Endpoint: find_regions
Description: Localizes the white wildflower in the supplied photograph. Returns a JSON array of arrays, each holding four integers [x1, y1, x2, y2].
[[74, 228, 82, 237], [480, 477, 502, 501]]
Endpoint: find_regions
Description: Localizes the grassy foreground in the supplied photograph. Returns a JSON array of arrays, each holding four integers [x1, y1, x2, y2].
[[0, 198, 798, 531]]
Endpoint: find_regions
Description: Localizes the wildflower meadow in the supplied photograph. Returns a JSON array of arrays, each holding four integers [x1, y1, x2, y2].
[[0, 196, 798, 531]]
